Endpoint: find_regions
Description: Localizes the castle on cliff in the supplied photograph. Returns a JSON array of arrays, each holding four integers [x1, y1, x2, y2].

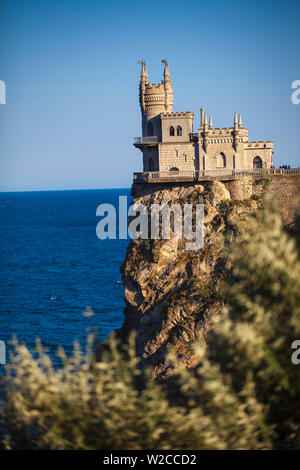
[[134, 61, 274, 173]]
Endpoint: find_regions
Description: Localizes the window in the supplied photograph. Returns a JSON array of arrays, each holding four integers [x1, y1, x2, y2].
[[177, 125, 182, 136], [147, 121, 154, 136], [170, 126, 175, 136], [216, 152, 226, 168], [169, 167, 179, 172], [220, 152, 226, 167], [149, 158, 155, 172], [253, 156, 262, 168]]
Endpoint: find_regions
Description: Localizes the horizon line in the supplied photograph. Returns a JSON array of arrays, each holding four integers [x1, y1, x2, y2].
[[0, 186, 132, 194]]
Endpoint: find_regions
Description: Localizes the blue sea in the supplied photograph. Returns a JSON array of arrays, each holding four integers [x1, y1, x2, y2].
[[0, 189, 131, 367]]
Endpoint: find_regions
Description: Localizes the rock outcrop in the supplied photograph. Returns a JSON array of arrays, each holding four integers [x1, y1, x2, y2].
[[118, 181, 260, 380]]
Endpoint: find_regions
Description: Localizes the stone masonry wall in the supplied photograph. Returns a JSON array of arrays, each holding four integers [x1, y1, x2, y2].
[[158, 142, 196, 171], [224, 175, 300, 225]]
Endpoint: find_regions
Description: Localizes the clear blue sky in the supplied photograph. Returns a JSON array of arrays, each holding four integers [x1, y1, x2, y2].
[[0, 0, 299, 191]]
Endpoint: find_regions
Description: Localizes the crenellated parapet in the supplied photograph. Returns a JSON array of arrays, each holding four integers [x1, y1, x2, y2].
[[246, 141, 274, 148], [161, 112, 194, 118]]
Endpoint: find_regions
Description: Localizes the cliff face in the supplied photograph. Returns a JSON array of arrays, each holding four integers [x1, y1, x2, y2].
[[119, 180, 261, 379]]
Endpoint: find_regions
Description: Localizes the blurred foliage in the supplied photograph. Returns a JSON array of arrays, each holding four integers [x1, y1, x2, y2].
[[1, 199, 299, 449]]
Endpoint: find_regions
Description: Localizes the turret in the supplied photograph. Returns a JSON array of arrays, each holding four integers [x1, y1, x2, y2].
[[200, 107, 205, 130], [140, 61, 146, 81], [209, 115, 213, 129], [139, 60, 173, 120], [162, 59, 170, 81], [233, 111, 241, 152], [238, 113, 242, 128], [139, 60, 147, 113], [234, 111, 238, 130], [203, 113, 209, 152], [162, 59, 173, 113]]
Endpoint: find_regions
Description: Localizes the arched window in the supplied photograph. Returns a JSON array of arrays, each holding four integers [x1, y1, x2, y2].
[[169, 167, 179, 172], [177, 125, 182, 136], [253, 156, 262, 168], [147, 121, 154, 136], [170, 126, 175, 136], [216, 152, 226, 168], [149, 158, 155, 172], [220, 152, 226, 167]]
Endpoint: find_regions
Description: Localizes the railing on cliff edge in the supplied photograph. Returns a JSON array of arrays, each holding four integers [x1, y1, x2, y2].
[[133, 168, 300, 183]]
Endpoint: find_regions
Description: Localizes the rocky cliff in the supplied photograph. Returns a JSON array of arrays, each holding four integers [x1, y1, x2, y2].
[[116, 175, 300, 380], [118, 180, 265, 380]]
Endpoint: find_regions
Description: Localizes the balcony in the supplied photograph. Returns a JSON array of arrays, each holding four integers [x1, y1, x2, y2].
[[134, 136, 158, 146]]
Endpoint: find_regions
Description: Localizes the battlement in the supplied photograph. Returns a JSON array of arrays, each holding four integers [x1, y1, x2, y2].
[[145, 82, 165, 92], [161, 111, 194, 118], [247, 141, 274, 148], [198, 127, 248, 134], [209, 127, 234, 132]]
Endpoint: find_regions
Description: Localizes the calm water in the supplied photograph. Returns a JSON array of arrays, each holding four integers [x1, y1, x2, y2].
[[0, 189, 131, 366]]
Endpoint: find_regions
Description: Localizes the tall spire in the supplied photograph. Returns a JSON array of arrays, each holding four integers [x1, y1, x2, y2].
[[204, 113, 208, 130], [238, 113, 242, 128], [144, 62, 148, 81], [161, 59, 173, 113], [139, 60, 146, 81], [162, 59, 170, 81], [138, 60, 147, 114], [200, 108, 205, 129], [209, 115, 213, 129], [234, 112, 238, 130]]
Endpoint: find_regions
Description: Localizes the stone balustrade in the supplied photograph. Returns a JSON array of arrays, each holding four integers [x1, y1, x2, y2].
[[133, 168, 300, 183]]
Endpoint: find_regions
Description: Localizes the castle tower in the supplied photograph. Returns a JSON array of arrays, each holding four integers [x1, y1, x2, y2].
[[139, 60, 173, 137]]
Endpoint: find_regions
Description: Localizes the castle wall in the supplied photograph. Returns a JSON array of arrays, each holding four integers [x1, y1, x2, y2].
[[224, 175, 300, 225], [201, 142, 236, 170], [243, 144, 273, 169], [158, 142, 196, 171], [268, 175, 300, 225], [146, 115, 162, 140]]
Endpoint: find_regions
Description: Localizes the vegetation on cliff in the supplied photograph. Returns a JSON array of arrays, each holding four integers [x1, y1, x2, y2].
[[1, 199, 299, 449]]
